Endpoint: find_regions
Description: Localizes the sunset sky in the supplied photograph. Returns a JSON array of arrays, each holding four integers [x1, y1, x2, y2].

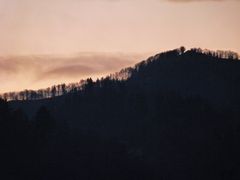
[[0, 0, 239, 93]]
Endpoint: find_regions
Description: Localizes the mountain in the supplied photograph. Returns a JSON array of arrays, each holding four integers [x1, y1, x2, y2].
[[10, 47, 240, 117], [2, 47, 240, 180]]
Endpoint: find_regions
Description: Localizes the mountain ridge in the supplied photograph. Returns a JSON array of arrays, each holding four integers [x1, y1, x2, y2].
[[3, 47, 239, 101], [9, 47, 240, 119], [2, 47, 240, 180]]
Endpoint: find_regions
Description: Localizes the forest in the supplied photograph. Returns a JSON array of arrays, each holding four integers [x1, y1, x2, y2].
[[1, 47, 239, 101], [1, 47, 240, 180]]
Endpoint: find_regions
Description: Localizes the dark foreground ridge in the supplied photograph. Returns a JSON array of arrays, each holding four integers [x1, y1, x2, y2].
[[1, 47, 240, 180]]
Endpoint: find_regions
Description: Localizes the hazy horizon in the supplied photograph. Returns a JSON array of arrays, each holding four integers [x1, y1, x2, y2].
[[0, 0, 239, 92]]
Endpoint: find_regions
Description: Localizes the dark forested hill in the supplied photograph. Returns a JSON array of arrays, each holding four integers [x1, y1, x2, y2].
[[2, 47, 240, 180]]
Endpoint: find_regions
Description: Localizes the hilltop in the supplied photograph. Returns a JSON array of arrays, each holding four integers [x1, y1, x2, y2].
[[1, 47, 240, 180]]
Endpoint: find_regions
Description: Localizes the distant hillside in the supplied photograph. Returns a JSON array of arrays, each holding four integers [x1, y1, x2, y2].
[[3, 47, 240, 180], [3, 47, 239, 102], [10, 47, 240, 116]]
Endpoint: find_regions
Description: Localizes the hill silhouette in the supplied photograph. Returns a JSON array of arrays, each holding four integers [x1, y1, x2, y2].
[[1, 47, 240, 180], [9, 47, 240, 116]]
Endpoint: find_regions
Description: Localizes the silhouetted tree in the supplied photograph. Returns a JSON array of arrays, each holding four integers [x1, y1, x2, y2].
[[51, 86, 57, 98], [179, 46, 186, 54], [37, 89, 44, 99], [61, 83, 67, 95]]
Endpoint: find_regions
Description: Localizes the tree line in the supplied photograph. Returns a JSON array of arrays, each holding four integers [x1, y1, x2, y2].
[[1, 47, 240, 179], [0, 81, 85, 101], [1, 47, 239, 101]]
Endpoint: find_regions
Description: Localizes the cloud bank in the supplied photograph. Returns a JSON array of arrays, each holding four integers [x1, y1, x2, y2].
[[0, 52, 147, 93]]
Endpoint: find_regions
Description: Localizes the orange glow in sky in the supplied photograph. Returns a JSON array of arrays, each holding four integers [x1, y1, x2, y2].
[[0, 0, 239, 92]]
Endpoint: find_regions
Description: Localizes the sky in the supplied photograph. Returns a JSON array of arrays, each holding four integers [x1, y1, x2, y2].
[[0, 0, 239, 93]]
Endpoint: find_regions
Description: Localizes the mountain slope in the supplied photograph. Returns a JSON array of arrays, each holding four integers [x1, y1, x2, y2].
[[11, 48, 240, 116], [6, 47, 240, 180]]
